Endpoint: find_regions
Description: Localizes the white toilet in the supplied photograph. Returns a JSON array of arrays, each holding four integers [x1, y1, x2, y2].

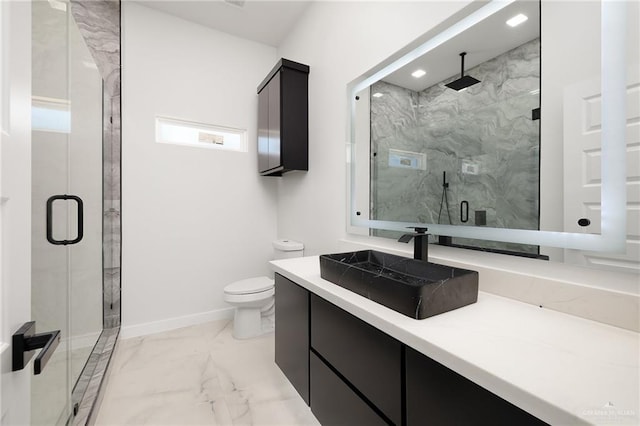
[[223, 239, 304, 339]]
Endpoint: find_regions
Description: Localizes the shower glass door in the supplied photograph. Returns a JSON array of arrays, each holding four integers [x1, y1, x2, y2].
[[31, 1, 103, 424]]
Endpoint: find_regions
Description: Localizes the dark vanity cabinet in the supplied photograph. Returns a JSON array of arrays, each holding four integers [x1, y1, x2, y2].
[[311, 294, 402, 425], [274, 273, 547, 426], [257, 59, 309, 176], [274, 274, 310, 404]]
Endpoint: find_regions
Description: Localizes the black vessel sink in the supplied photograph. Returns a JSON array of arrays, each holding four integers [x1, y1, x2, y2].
[[319, 250, 478, 319]]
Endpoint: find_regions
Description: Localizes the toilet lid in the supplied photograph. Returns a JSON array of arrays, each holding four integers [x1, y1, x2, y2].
[[224, 277, 274, 295]]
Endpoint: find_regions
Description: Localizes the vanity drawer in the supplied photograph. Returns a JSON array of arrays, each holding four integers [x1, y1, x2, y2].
[[310, 294, 402, 425], [310, 352, 387, 426]]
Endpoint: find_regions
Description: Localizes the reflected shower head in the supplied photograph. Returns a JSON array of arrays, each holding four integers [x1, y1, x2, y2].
[[445, 52, 481, 91], [445, 75, 481, 91]]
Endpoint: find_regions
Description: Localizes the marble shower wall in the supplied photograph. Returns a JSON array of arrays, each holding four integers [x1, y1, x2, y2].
[[371, 39, 540, 253]]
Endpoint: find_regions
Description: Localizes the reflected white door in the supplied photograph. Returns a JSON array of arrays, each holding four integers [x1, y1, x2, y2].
[[1, 2, 33, 425], [563, 68, 640, 272]]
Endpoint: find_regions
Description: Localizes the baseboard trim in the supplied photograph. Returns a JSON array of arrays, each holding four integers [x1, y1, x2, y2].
[[120, 307, 234, 339]]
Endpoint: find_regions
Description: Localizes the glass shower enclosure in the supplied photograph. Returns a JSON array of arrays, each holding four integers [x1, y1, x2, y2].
[[30, 1, 120, 424]]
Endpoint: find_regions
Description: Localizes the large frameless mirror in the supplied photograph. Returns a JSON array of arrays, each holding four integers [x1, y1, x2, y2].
[[348, 0, 638, 271]]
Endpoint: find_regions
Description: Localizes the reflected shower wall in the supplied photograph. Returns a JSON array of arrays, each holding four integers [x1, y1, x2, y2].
[[371, 39, 540, 254]]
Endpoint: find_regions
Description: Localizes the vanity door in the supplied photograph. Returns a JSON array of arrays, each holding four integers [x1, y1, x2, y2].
[[405, 347, 547, 426]]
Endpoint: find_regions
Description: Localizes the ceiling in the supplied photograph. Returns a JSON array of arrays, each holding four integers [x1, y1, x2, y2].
[[382, 0, 540, 92], [136, 0, 313, 47]]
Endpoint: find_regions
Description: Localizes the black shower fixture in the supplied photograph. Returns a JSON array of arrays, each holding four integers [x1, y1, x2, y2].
[[445, 52, 481, 91]]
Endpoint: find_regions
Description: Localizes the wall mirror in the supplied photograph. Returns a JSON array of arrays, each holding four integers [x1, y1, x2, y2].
[[348, 0, 639, 272]]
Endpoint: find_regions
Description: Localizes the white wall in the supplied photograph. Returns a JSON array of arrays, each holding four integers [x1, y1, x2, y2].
[[275, 1, 471, 255], [121, 3, 278, 335]]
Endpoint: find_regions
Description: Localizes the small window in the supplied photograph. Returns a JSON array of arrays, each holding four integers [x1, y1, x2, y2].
[[155, 116, 247, 152], [32, 96, 71, 133]]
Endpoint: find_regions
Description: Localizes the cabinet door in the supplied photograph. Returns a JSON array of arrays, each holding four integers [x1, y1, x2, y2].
[[405, 347, 547, 426], [267, 72, 281, 170], [310, 352, 387, 426], [257, 86, 269, 173], [274, 274, 309, 404], [311, 295, 402, 425], [279, 67, 309, 171]]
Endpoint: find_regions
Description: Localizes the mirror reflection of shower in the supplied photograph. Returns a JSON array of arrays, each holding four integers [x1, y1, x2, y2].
[[368, 36, 541, 255]]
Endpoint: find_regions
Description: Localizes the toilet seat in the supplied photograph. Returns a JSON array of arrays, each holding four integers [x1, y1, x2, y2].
[[223, 288, 274, 305], [224, 276, 274, 295]]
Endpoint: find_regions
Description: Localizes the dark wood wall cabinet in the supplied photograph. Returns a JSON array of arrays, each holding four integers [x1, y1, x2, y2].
[[257, 59, 309, 176], [274, 273, 548, 426]]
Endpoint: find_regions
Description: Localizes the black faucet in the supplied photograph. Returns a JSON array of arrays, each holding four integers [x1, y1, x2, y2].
[[398, 227, 429, 262]]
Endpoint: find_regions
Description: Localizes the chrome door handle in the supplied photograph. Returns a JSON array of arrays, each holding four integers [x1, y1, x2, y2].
[[12, 321, 61, 375]]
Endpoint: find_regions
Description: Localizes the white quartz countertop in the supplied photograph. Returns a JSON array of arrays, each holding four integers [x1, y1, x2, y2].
[[270, 256, 640, 426]]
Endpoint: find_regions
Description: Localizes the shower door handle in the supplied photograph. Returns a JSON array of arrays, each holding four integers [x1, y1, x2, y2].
[[12, 321, 61, 375], [46, 194, 84, 245], [460, 201, 469, 223]]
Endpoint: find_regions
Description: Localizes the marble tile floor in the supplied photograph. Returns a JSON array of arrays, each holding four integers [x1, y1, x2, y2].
[[32, 345, 95, 425], [95, 320, 320, 426]]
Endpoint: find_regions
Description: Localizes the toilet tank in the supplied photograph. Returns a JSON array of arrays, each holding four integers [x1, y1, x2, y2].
[[273, 239, 304, 260]]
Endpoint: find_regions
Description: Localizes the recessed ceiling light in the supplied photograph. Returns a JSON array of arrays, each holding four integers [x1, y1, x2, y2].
[[372, 92, 384, 98], [411, 69, 427, 78], [507, 14, 528, 27]]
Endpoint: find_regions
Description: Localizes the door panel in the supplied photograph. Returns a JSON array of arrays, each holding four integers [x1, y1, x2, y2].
[[268, 72, 281, 170], [30, 2, 72, 423], [258, 87, 269, 172], [67, 7, 103, 388], [1, 2, 33, 425], [564, 68, 640, 272], [30, 2, 104, 424]]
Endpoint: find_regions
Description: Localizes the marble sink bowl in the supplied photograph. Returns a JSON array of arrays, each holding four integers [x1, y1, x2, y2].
[[319, 250, 479, 319]]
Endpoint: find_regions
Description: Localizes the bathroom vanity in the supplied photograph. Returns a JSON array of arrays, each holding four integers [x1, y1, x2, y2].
[[272, 256, 640, 426]]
